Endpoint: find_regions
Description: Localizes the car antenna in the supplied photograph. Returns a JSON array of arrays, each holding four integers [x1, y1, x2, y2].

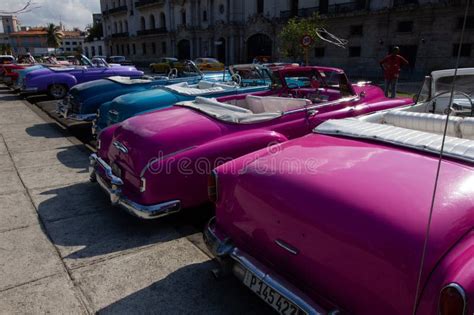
[[411, 1, 470, 314]]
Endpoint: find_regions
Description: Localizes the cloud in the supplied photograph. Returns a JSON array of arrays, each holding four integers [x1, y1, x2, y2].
[[0, 0, 101, 31]]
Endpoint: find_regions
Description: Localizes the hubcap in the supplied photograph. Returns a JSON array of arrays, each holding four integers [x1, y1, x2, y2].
[[51, 85, 66, 98]]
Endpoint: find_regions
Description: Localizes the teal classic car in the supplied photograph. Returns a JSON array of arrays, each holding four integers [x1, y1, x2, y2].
[[56, 61, 229, 121], [93, 64, 273, 134]]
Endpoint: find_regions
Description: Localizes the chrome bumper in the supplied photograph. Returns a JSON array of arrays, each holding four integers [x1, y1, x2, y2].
[[56, 100, 97, 121], [20, 86, 38, 93], [89, 153, 181, 219], [204, 217, 332, 315]]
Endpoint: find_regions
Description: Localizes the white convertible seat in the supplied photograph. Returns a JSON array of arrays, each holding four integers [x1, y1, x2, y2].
[[245, 95, 311, 114], [165, 81, 236, 95], [177, 97, 282, 123], [460, 118, 474, 140], [384, 111, 462, 137], [315, 118, 474, 163], [107, 76, 152, 85]]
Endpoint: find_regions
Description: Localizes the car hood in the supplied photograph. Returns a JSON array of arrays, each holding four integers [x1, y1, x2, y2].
[[217, 133, 474, 314]]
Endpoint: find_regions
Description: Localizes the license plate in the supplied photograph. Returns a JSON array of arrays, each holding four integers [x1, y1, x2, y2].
[[243, 270, 307, 315]]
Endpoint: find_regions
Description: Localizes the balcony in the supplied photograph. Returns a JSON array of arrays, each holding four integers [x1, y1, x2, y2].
[[135, 0, 165, 9], [393, 0, 418, 6], [280, 7, 320, 19], [327, 2, 366, 14], [111, 32, 129, 38], [136, 27, 167, 36], [103, 5, 128, 15]]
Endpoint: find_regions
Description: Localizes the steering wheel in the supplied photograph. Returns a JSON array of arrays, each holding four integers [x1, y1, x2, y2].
[[168, 68, 178, 79], [429, 90, 474, 116], [279, 82, 299, 97], [231, 73, 242, 86]]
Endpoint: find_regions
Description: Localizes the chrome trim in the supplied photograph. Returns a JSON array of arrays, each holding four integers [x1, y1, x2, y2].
[[439, 282, 467, 315], [275, 239, 299, 255], [113, 141, 128, 154], [231, 248, 327, 315], [20, 86, 38, 93], [89, 154, 123, 186], [56, 100, 97, 121], [140, 146, 197, 177], [203, 217, 234, 257], [283, 95, 360, 116], [90, 153, 181, 219]]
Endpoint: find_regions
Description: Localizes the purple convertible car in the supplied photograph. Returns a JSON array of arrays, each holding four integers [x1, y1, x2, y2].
[[20, 55, 143, 99]]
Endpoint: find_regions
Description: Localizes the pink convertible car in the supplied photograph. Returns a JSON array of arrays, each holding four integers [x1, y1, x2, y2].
[[89, 66, 411, 219], [205, 68, 474, 314]]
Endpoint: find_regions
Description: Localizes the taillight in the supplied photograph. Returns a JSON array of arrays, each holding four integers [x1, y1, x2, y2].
[[208, 171, 218, 203], [439, 283, 466, 315]]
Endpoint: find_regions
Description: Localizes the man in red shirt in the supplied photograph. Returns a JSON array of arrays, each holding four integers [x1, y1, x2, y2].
[[379, 47, 409, 98]]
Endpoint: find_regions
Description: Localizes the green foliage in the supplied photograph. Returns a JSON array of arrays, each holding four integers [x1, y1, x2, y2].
[[86, 23, 103, 42], [278, 13, 324, 61], [45, 23, 63, 49]]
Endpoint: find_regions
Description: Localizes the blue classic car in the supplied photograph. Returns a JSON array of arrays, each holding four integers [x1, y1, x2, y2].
[[57, 61, 228, 121], [20, 55, 144, 99], [93, 64, 273, 134]]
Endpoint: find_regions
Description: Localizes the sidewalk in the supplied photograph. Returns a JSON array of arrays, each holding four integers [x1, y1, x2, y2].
[[0, 85, 270, 314]]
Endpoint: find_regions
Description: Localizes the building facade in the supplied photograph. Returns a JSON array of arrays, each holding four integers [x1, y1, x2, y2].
[[101, 0, 473, 79], [59, 31, 86, 54]]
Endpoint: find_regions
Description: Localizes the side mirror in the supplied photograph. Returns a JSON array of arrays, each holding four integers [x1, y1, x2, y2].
[[359, 91, 366, 98]]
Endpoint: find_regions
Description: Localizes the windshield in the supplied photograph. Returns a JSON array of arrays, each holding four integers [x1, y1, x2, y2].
[[230, 66, 272, 87], [435, 75, 474, 98]]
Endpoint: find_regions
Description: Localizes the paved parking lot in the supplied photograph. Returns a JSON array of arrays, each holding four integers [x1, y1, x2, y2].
[[0, 85, 272, 314]]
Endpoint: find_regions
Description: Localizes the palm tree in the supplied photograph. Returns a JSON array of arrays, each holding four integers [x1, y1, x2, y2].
[[45, 23, 63, 54]]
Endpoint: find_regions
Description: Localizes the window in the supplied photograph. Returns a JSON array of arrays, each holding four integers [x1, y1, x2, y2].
[[72, 41, 77, 45], [457, 16, 474, 29], [181, 10, 186, 25], [150, 14, 156, 29], [203, 10, 207, 21], [257, 0, 264, 14], [349, 46, 361, 57], [114, 22, 117, 33], [350, 25, 363, 36], [314, 47, 325, 57], [160, 12, 166, 28], [121, 44, 125, 55], [397, 21, 413, 32], [162, 41, 167, 54], [142, 42, 146, 55], [125, 21, 128, 32], [127, 44, 130, 55], [119, 21, 123, 33], [116, 44, 119, 54], [132, 43, 136, 55], [219, 4, 225, 14], [453, 43, 472, 57], [140, 16, 146, 30], [152, 42, 156, 54], [98, 45, 103, 55], [66, 47, 71, 51], [65, 41, 71, 45]]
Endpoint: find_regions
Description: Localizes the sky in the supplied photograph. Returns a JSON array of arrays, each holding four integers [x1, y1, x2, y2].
[[1, 0, 100, 32]]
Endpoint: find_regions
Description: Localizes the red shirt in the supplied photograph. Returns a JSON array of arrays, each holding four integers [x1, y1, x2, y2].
[[380, 54, 409, 79]]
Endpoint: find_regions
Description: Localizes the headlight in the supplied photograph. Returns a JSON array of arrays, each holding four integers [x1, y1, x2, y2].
[[439, 283, 466, 315]]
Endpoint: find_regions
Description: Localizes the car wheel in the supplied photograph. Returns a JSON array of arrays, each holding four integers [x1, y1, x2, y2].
[[48, 84, 68, 99]]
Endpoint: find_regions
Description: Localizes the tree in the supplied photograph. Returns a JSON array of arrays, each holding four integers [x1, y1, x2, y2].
[[278, 13, 325, 62], [45, 23, 63, 53], [86, 23, 104, 42]]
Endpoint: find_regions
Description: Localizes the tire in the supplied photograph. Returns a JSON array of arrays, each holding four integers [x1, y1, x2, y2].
[[48, 84, 68, 99]]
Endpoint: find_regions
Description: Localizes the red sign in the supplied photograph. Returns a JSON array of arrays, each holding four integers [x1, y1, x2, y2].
[[301, 35, 314, 47]]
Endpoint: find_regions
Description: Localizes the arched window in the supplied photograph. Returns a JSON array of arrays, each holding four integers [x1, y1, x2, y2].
[[119, 21, 123, 33], [140, 16, 146, 30], [160, 12, 166, 29], [149, 14, 156, 29]]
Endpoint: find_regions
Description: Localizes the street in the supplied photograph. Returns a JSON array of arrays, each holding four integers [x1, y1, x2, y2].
[[0, 84, 273, 314]]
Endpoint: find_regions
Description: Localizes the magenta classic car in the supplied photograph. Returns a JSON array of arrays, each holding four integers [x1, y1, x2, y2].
[[20, 55, 143, 99], [204, 69, 474, 314], [89, 66, 412, 219]]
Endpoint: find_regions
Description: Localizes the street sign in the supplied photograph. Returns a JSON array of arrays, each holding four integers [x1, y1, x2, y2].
[[301, 35, 314, 47]]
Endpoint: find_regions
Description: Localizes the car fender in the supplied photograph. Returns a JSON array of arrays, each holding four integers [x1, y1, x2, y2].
[[416, 230, 474, 314], [48, 73, 77, 88]]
